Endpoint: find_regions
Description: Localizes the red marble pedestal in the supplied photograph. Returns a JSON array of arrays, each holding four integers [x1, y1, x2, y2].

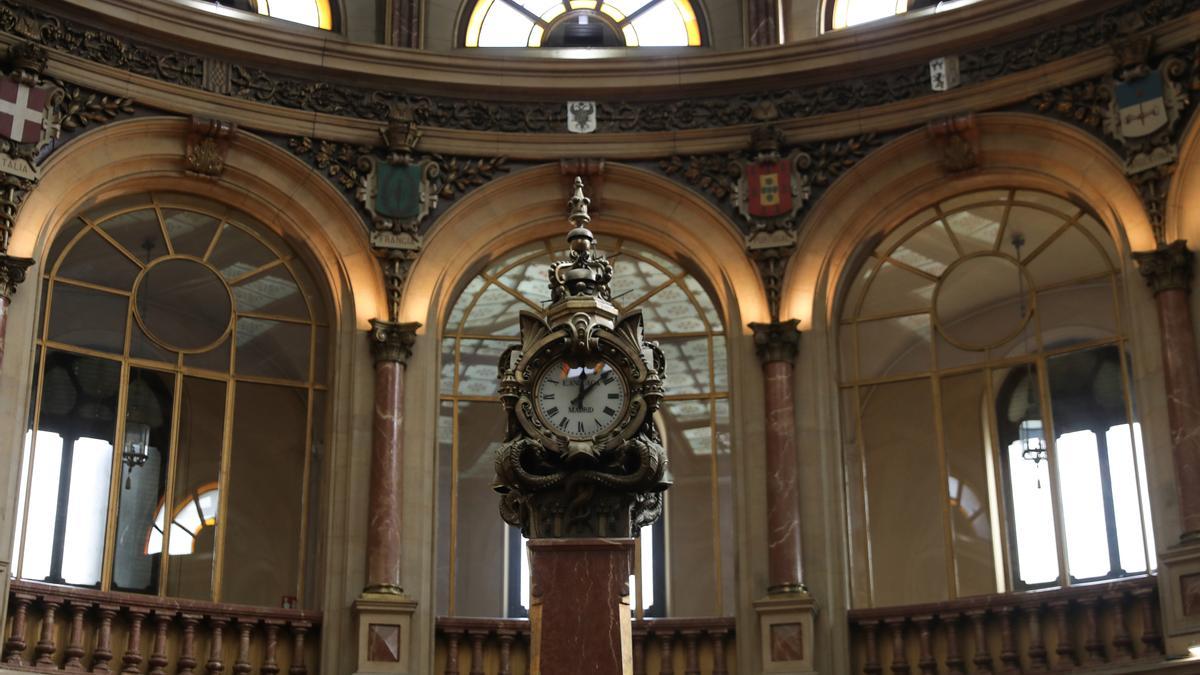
[[527, 538, 634, 675]]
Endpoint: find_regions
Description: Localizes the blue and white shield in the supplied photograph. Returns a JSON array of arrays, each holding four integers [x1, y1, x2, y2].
[[1115, 71, 1168, 139]]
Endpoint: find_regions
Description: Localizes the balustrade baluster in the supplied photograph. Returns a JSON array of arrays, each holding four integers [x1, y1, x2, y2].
[[942, 613, 965, 675], [1079, 597, 1104, 665], [497, 629, 515, 675], [207, 618, 227, 675], [1105, 592, 1132, 659], [658, 630, 675, 675], [234, 621, 254, 675], [710, 629, 729, 675], [123, 609, 148, 674], [1133, 586, 1163, 655], [178, 615, 200, 675], [63, 601, 88, 672], [966, 609, 992, 674], [997, 606, 1019, 674], [860, 620, 882, 675], [443, 630, 460, 675], [632, 628, 646, 675], [93, 605, 119, 673], [148, 612, 171, 675], [912, 616, 935, 675], [4, 594, 32, 665], [1023, 602, 1048, 673], [261, 622, 281, 675], [682, 630, 700, 675], [885, 618, 910, 675], [288, 622, 309, 675], [467, 630, 486, 675], [35, 596, 61, 667], [1048, 600, 1074, 671]]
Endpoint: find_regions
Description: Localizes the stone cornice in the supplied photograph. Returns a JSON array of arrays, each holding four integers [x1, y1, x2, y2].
[[10, 8, 1198, 160], [38, 0, 1126, 99]]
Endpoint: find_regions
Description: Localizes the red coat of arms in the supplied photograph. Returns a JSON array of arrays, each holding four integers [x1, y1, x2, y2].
[[744, 159, 794, 219], [0, 77, 50, 144]]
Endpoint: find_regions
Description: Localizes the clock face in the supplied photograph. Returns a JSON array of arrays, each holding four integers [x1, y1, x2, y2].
[[534, 358, 627, 440]]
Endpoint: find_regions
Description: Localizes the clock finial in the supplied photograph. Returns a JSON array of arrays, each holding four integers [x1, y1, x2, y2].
[[548, 177, 614, 313]]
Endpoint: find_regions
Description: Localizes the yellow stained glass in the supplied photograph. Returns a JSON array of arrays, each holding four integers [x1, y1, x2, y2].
[[464, 0, 701, 47]]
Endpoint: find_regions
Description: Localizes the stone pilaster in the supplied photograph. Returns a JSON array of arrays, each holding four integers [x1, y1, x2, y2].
[[0, 256, 34, 372]]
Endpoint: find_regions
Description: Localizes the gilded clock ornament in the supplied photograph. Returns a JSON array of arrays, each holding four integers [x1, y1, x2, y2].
[[494, 177, 670, 538]]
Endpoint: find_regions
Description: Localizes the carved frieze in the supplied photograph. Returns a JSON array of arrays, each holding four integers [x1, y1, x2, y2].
[[4, 0, 1199, 134]]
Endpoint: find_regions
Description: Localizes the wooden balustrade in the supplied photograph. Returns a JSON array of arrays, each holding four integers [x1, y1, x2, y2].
[[435, 617, 736, 675], [848, 575, 1163, 674], [3, 580, 320, 675]]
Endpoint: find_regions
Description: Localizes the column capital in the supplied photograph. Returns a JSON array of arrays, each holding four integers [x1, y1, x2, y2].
[[0, 255, 33, 301], [749, 319, 801, 364], [367, 319, 420, 365], [1134, 240, 1193, 295]]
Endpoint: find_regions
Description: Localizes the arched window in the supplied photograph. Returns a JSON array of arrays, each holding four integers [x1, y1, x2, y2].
[[826, 0, 972, 30], [213, 0, 334, 29], [10, 192, 330, 607], [839, 188, 1155, 607], [438, 237, 731, 618], [463, 0, 702, 47]]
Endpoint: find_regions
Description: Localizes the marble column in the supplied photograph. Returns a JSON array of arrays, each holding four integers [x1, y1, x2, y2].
[[364, 319, 420, 593], [388, 0, 419, 47], [749, 319, 804, 593], [527, 539, 634, 675], [0, 256, 33, 372], [1134, 241, 1200, 539]]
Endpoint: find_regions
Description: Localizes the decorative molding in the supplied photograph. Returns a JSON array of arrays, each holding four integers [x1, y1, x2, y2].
[[1030, 33, 1199, 244], [1134, 239, 1194, 295], [4, 0, 1199, 134], [0, 254, 33, 300], [184, 117, 236, 177], [749, 243, 793, 323], [749, 319, 801, 364], [925, 113, 980, 173], [367, 319, 420, 365]]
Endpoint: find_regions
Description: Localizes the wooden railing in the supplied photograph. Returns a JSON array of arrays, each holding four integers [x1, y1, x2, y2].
[[2, 580, 320, 675], [435, 616, 736, 675], [848, 576, 1163, 673]]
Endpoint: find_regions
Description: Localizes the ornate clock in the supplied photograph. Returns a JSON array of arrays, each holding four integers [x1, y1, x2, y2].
[[494, 178, 670, 538]]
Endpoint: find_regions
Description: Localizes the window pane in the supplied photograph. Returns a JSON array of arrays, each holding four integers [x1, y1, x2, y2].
[[662, 400, 717, 616], [453, 400, 507, 616], [162, 209, 220, 258], [477, 1, 535, 46], [1106, 425, 1149, 574], [223, 383, 306, 606], [1005, 433, 1058, 585], [1055, 430, 1111, 580], [861, 378, 949, 604], [19, 431, 63, 581], [235, 317, 310, 382], [61, 437, 113, 586], [233, 266, 308, 319], [99, 209, 168, 264], [47, 284, 128, 354], [56, 230, 140, 291], [166, 377, 227, 601], [940, 371, 997, 597], [112, 368, 175, 594]]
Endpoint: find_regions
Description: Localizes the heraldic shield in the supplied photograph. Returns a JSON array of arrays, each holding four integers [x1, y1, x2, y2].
[[744, 159, 794, 219], [1116, 70, 1168, 139], [0, 76, 51, 145]]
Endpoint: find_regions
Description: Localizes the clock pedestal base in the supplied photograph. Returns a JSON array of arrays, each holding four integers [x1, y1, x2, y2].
[[527, 538, 634, 675]]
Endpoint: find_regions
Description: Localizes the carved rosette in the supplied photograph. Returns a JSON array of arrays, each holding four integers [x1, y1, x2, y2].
[[367, 319, 420, 365], [0, 255, 34, 301], [494, 179, 670, 539], [749, 319, 801, 364], [1134, 240, 1194, 295]]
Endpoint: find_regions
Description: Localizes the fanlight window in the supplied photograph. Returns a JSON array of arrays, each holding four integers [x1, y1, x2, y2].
[[437, 237, 731, 619], [839, 188, 1155, 607], [464, 0, 702, 47], [830, 0, 907, 29], [214, 0, 334, 29], [10, 192, 329, 606]]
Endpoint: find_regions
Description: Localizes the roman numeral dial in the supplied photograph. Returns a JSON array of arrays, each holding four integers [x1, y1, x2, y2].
[[534, 358, 627, 440]]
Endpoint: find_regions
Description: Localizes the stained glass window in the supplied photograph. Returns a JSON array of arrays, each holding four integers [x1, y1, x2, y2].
[[464, 0, 701, 47], [213, 0, 334, 30], [830, 0, 907, 29]]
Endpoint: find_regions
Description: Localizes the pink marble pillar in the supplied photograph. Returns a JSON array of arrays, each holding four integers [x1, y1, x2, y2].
[[0, 256, 33, 373], [749, 319, 804, 594], [364, 319, 420, 594], [527, 538, 634, 675], [1135, 241, 1200, 539]]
